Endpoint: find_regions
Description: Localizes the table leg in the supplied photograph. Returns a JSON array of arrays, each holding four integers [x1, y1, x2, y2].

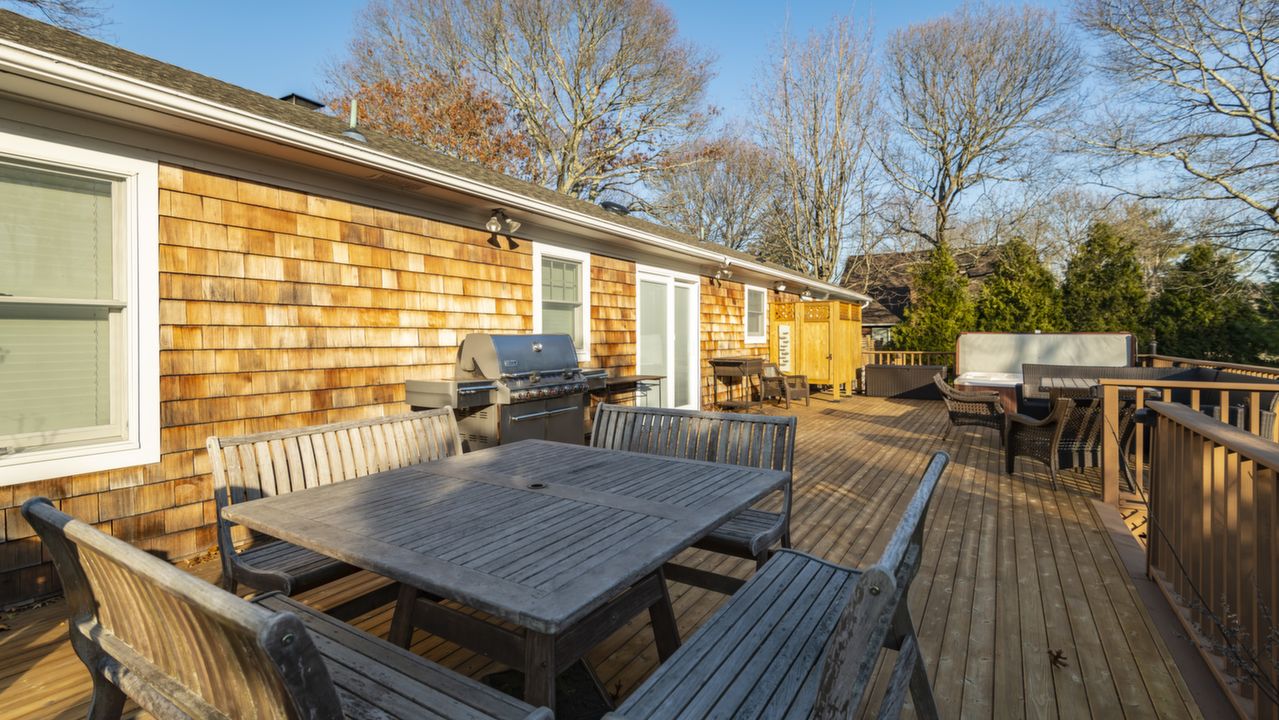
[[524, 630, 558, 710], [647, 568, 681, 661], [388, 583, 419, 648]]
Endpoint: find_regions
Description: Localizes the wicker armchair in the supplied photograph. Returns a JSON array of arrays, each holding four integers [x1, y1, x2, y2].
[[934, 372, 1004, 442], [761, 362, 809, 409], [1005, 396, 1137, 489]]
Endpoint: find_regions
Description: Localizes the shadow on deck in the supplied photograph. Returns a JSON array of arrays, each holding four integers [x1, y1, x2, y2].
[[0, 395, 1207, 719]]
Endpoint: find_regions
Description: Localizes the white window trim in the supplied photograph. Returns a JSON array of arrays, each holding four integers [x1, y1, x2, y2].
[[744, 284, 768, 345], [531, 242, 592, 362], [0, 125, 160, 486]]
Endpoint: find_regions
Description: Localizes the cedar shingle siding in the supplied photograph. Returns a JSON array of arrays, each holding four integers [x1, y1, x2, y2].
[[0, 166, 784, 605], [0, 166, 537, 603]]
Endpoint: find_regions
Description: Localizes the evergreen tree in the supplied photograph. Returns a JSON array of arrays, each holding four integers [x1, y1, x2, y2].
[[975, 238, 1064, 332], [1147, 244, 1270, 363], [1062, 222, 1148, 337], [1266, 253, 1279, 319], [893, 243, 975, 350]]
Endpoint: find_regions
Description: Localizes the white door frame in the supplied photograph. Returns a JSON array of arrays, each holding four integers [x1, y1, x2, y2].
[[635, 264, 701, 409]]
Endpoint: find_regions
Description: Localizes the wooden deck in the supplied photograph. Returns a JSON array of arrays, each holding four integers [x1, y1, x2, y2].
[[0, 396, 1203, 719]]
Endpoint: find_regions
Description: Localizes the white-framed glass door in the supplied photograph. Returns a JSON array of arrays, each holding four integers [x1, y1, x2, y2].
[[635, 266, 700, 409]]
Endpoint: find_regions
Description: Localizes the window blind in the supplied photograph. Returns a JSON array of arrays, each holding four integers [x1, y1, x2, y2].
[[0, 163, 120, 450]]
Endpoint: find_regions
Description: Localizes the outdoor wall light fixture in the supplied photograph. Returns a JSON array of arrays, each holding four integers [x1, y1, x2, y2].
[[774, 281, 787, 293], [486, 209, 521, 250], [485, 212, 502, 234], [487, 209, 522, 233], [801, 289, 813, 300]]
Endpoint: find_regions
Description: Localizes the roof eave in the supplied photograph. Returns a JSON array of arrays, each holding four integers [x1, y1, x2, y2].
[[0, 38, 870, 305]]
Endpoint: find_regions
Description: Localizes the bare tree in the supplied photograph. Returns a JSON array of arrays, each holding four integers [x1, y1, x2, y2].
[[3, 0, 105, 31], [642, 135, 776, 252], [880, 4, 1082, 249], [1075, 0, 1279, 250], [329, 0, 713, 200], [754, 17, 878, 283], [1008, 189, 1186, 280]]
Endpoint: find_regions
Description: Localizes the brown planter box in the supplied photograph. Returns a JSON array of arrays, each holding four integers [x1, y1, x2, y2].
[[863, 365, 945, 400]]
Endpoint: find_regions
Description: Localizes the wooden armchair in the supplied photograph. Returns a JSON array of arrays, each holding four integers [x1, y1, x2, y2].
[[592, 403, 796, 593], [605, 452, 950, 719], [21, 497, 549, 720], [206, 409, 461, 602], [1005, 396, 1137, 489], [934, 372, 1004, 442], [761, 362, 810, 408]]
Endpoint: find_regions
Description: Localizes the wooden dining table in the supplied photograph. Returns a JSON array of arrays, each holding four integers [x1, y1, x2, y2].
[[1039, 376, 1098, 396], [222, 439, 788, 710], [1040, 376, 1162, 400]]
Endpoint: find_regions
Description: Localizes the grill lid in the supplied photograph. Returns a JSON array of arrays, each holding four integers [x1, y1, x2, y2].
[[456, 333, 581, 380]]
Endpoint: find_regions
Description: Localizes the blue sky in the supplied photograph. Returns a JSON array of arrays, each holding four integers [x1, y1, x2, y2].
[[92, 0, 1074, 122]]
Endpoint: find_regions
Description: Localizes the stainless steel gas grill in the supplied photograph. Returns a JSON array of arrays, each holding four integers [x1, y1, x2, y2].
[[406, 333, 600, 450]]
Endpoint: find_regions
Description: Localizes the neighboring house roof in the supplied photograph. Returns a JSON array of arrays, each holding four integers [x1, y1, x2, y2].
[[842, 245, 1002, 327], [860, 298, 901, 327], [0, 11, 868, 304]]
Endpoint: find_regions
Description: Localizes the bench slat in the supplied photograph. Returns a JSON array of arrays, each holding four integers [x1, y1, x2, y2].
[[206, 408, 463, 595], [591, 404, 796, 577], [23, 498, 550, 720], [608, 452, 950, 720], [257, 594, 542, 720]]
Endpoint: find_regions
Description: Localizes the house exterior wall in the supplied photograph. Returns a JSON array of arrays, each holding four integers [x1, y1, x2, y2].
[[0, 164, 790, 605], [698, 278, 799, 406], [589, 255, 637, 376], [0, 164, 536, 603]]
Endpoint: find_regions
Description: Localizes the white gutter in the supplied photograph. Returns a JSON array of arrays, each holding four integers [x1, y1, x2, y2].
[[0, 39, 868, 303]]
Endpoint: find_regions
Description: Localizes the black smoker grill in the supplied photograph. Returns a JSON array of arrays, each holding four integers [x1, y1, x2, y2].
[[406, 333, 605, 450]]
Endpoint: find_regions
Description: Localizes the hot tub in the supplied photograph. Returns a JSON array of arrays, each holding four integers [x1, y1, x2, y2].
[[954, 371, 1022, 413]]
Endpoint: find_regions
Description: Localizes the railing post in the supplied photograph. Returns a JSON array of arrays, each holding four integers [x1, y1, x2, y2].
[[1103, 383, 1121, 505]]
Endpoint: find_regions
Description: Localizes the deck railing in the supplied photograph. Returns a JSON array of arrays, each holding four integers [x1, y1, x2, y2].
[[1139, 354, 1279, 381], [863, 350, 956, 370], [1145, 400, 1279, 719], [1099, 378, 1279, 504]]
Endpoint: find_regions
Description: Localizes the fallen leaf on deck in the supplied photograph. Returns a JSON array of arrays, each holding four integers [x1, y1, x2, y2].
[[1048, 649, 1069, 668]]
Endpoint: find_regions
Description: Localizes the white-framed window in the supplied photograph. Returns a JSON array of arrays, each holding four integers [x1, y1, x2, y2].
[[744, 284, 767, 344], [532, 242, 591, 361], [0, 126, 159, 486]]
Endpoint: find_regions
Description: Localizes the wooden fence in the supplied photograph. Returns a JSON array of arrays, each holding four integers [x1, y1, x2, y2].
[[1140, 354, 1279, 381], [863, 350, 956, 370], [1145, 400, 1279, 719]]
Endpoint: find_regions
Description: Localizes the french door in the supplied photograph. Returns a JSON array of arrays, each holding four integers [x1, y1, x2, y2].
[[636, 267, 700, 409]]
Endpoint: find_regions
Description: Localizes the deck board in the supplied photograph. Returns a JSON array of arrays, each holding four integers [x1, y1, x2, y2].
[[0, 396, 1203, 719]]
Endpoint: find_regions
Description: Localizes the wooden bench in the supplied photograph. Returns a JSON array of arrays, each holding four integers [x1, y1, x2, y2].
[[206, 409, 461, 610], [605, 451, 950, 719], [591, 404, 796, 594], [21, 497, 550, 720]]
